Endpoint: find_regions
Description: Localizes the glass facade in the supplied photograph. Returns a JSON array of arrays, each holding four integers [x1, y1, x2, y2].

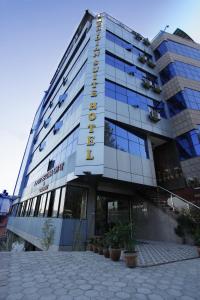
[[160, 61, 200, 84], [167, 88, 200, 116], [105, 52, 157, 83], [106, 30, 152, 59], [176, 126, 200, 160], [105, 80, 166, 117], [155, 40, 200, 61], [105, 119, 149, 158], [11, 185, 87, 220], [27, 126, 79, 187]]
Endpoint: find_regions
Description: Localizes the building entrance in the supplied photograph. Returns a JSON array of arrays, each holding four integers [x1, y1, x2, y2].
[[95, 192, 134, 235]]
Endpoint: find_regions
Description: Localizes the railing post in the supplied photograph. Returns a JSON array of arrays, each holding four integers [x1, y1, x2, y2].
[[171, 195, 175, 211]]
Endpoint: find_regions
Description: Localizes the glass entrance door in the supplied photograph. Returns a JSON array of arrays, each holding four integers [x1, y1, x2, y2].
[[95, 193, 131, 235]]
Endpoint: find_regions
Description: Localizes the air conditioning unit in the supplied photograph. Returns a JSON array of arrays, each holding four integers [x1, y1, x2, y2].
[[149, 110, 161, 122]]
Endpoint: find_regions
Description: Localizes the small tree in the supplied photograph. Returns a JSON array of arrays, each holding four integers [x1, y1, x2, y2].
[[41, 219, 55, 250]]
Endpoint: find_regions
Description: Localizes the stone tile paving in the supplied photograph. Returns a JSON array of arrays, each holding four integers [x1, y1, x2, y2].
[[136, 240, 199, 266], [0, 250, 200, 300]]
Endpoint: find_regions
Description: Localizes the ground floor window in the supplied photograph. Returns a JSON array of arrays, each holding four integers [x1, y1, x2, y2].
[[63, 186, 87, 219]]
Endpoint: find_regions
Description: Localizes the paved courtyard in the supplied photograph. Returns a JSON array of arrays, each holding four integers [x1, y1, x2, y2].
[[0, 251, 200, 300], [136, 240, 198, 266]]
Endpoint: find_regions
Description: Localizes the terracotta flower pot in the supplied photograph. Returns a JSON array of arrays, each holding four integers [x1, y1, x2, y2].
[[110, 248, 121, 261], [124, 251, 137, 268], [88, 244, 93, 251], [92, 245, 98, 253], [103, 248, 110, 258], [98, 246, 103, 255]]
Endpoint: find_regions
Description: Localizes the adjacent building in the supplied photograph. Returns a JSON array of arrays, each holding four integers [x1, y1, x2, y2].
[[8, 11, 200, 250], [0, 190, 15, 238]]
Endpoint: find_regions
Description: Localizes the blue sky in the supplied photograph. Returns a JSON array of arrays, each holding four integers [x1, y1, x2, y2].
[[0, 0, 200, 194]]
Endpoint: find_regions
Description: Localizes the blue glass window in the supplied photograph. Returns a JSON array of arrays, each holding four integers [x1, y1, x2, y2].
[[58, 93, 68, 107], [105, 120, 149, 158], [106, 30, 152, 59], [53, 120, 63, 134], [106, 52, 157, 83], [176, 126, 200, 160], [155, 40, 200, 61], [43, 117, 51, 128], [167, 88, 200, 116], [105, 80, 166, 118], [39, 141, 46, 152], [160, 61, 200, 84]]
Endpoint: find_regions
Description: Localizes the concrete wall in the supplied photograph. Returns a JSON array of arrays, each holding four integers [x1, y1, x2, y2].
[[135, 202, 182, 243]]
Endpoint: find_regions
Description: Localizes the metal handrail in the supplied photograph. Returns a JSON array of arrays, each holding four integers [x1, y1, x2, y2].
[[157, 185, 200, 210]]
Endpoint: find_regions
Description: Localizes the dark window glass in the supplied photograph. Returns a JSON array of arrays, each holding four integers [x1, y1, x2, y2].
[[58, 187, 67, 217], [105, 52, 157, 83], [63, 186, 87, 219], [30, 197, 37, 216], [34, 196, 41, 217], [167, 88, 200, 116], [44, 193, 51, 217], [176, 127, 200, 160], [47, 191, 55, 217], [105, 80, 166, 118], [38, 194, 47, 217], [106, 31, 152, 59], [155, 40, 200, 61], [52, 189, 61, 217], [105, 120, 149, 158], [160, 61, 200, 84], [47, 160, 55, 171]]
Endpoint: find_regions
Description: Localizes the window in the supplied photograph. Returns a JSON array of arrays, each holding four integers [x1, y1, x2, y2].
[[38, 194, 47, 217], [105, 120, 149, 159], [105, 80, 166, 117], [160, 61, 200, 85], [167, 88, 200, 116], [58, 93, 68, 107], [47, 159, 55, 171], [46, 191, 55, 217], [155, 40, 200, 61], [52, 189, 61, 217], [34, 196, 41, 217], [63, 186, 87, 219], [106, 30, 152, 59], [105, 52, 157, 83], [49, 101, 53, 108], [30, 197, 37, 216], [53, 120, 63, 134], [176, 126, 200, 160], [58, 187, 67, 217], [39, 141, 46, 152], [43, 117, 51, 128], [26, 199, 32, 216]]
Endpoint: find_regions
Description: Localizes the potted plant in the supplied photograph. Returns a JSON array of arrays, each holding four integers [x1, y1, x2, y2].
[[123, 223, 137, 268], [102, 236, 110, 258], [135, 33, 143, 41], [97, 237, 103, 255], [124, 240, 137, 268], [143, 38, 150, 46], [106, 224, 124, 261], [147, 60, 156, 68], [88, 237, 94, 251], [138, 54, 147, 64], [152, 85, 162, 94], [142, 78, 152, 89], [92, 237, 99, 253]]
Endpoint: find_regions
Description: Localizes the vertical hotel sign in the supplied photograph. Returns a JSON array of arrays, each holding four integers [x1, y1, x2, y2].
[[86, 15, 102, 161]]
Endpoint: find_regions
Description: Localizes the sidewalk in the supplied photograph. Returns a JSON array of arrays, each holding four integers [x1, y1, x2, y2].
[[0, 250, 200, 300]]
